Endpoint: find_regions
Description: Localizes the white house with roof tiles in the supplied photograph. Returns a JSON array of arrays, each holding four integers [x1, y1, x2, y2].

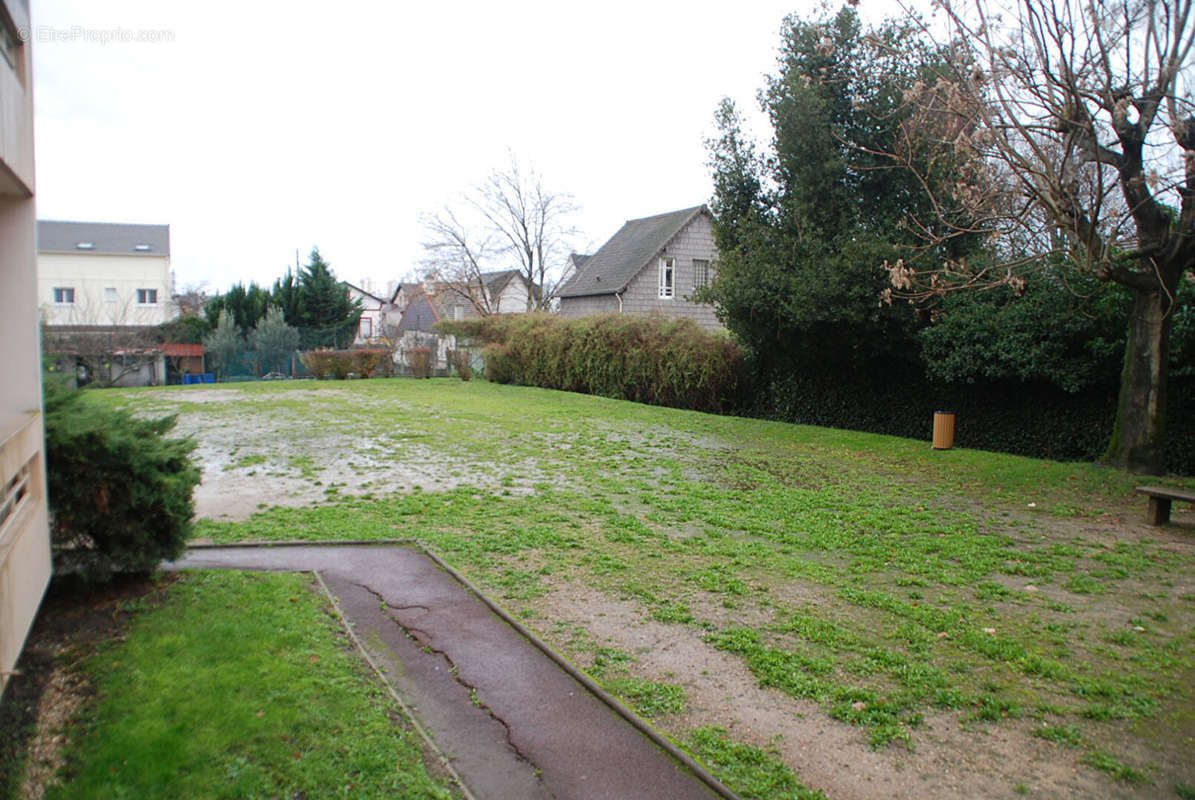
[[556, 205, 721, 330]]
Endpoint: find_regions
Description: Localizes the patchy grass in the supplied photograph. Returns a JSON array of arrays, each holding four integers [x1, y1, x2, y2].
[[1032, 723, 1084, 747], [100, 379, 1195, 793], [603, 677, 688, 719], [681, 726, 826, 800], [1080, 750, 1151, 784], [44, 571, 454, 799], [224, 453, 267, 471]]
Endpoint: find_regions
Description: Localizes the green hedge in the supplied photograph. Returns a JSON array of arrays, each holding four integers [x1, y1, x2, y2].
[[442, 313, 1193, 475], [438, 314, 745, 414], [760, 372, 1195, 475], [298, 349, 388, 379]]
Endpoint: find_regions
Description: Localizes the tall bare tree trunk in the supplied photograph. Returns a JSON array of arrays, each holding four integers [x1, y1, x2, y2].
[[1102, 285, 1172, 474]]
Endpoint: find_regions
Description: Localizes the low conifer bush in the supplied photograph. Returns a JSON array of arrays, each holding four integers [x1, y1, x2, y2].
[[42, 378, 200, 581]]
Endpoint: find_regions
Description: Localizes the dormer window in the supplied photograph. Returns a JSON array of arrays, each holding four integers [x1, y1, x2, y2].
[[76, 242, 95, 250]]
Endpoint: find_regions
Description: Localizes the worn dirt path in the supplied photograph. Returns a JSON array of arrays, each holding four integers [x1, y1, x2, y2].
[[167, 544, 726, 800]]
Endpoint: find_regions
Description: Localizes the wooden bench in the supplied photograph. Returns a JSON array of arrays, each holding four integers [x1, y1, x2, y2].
[[1136, 485, 1195, 525]]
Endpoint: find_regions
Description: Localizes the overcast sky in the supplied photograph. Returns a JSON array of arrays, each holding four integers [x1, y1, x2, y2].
[[31, 1, 914, 295]]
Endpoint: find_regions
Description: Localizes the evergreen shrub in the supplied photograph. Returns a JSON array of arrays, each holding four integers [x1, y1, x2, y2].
[[327, 352, 353, 380], [351, 349, 387, 377], [301, 349, 385, 379], [42, 378, 200, 581], [407, 348, 432, 379], [300, 350, 331, 379], [447, 349, 472, 381]]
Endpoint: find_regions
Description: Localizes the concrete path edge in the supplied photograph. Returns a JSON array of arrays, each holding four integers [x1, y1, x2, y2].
[[185, 539, 741, 800], [311, 569, 477, 800]]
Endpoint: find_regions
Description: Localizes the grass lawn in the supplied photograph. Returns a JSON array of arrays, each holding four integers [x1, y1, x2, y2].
[[88, 378, 1195, 798], [11, 571, 456, 800]]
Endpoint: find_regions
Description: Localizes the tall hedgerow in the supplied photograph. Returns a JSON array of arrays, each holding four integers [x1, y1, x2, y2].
[[42, 378, 200, 581], [438, 313, 743, 413]]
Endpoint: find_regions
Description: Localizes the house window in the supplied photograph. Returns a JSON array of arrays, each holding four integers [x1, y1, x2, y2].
[[360, 317, 373, 338], [658, 257, 675, 299], [104, 287, 118, 303], [693, 259, 711, 289], [453, 306, 464, 321], [137, 288, 158, 305], [53, 287, 75, 304]]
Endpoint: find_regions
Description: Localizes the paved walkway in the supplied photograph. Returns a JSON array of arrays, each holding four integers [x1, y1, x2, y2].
[[169, 544, 727, 800]]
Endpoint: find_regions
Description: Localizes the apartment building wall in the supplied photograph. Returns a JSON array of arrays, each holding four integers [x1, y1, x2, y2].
[[0, 0, 53, 699]]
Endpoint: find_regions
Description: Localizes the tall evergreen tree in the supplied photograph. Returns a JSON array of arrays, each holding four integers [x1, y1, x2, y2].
[[204, 282, 270, 334], [297, 247, 362, 349], [270, 269, 302, 326]]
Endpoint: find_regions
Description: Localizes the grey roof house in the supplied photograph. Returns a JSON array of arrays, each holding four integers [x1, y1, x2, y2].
[[37, 219, 171, 255], [556, 205, 720, 331]]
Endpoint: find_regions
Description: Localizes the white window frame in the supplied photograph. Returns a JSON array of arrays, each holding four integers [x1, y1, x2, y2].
[[53, 287, 75, 305], [658, 257, 675, 299], [360, 316, 373, 338], [104, 287, 118, 303], [136, 288, 158, 305]]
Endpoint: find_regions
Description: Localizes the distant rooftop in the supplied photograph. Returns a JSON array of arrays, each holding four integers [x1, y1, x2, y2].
[[37, 220, 170, 256]]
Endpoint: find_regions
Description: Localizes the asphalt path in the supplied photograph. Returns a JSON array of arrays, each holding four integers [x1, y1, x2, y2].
[[168, 544, 727, 800]]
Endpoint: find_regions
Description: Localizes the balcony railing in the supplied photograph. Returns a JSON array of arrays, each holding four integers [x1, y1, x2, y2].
[[0, 411, 51, 696]]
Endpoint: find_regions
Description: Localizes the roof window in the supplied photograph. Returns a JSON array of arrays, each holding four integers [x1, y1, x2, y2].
[[134, 244, 151, 251], [76, 242, 95, 249]]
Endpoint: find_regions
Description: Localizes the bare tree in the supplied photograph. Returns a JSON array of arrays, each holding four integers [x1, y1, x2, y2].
[[41, 294, 171, 387], [884, 0, 1195, 473], [421, 153, 578, 313], [173, 282, 210, 317], [375, 308, 406, 376], [43, 323, 165, 387], [420, 208, 500, 316]]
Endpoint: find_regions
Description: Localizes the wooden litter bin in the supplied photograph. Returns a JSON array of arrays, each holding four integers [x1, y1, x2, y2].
[[932, 411, 955, 450]]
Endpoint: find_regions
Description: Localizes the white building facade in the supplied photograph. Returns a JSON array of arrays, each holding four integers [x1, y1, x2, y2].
[[38, 220, 173, 327]]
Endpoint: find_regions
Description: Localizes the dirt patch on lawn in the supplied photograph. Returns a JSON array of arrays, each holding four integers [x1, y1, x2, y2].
[[533, 582, 1182, 800], [171, 412, 537, 522]]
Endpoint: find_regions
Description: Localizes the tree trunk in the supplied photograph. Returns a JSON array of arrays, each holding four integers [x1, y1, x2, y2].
[[1101, 286, 1172, 474]]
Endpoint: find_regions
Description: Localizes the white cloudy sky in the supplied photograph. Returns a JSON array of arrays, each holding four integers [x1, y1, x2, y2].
[[30, 1, 914, 295]]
